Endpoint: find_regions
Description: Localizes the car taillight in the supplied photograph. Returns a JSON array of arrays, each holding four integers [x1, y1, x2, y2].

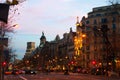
[[97, 69, 99, 71]]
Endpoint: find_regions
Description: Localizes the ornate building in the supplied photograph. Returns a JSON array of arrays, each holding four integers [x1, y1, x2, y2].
[[21, 4, 120, 72], [78, 4, 120, 71]]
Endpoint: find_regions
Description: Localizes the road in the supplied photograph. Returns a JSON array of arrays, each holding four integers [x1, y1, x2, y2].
[[4, 72, 120, 80]]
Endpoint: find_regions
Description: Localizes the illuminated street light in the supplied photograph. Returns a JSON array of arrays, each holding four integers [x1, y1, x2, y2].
[[82, 34, 86, 38], [3, 24, 18, 31]]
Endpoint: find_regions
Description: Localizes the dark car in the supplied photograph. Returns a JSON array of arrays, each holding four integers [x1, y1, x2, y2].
[[81, 68, 89, 74], [25, 70, 37, 74], [12, 70, 19, 75], [30, 70, 37, 74], [72, 66, 82, 73], [91, 67, 107, 75]]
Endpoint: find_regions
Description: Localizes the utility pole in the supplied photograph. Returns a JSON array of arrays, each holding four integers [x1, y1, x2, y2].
[[0, 42, 4, 80], [0, 3, 9, 80], [0, 22, 5, 80]]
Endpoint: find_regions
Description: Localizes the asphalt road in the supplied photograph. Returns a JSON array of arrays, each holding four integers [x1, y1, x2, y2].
[[4, 72, 120, 80]]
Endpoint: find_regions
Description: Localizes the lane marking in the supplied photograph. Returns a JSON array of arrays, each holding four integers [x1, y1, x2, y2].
[[19, 75, 27, 80]]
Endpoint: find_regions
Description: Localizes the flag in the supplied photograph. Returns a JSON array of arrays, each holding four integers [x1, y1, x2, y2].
[[0, 3, 10, 23]]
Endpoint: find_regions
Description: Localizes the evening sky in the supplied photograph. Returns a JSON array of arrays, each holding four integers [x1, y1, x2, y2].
[[10, 0, 108, 59]]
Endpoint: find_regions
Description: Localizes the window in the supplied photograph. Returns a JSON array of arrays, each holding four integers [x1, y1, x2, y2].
[[112, 23, 116, 29], [96, 14, 101, 17], [86, 26, 90, 30], [86, 46, 90, 50], [101, 18, 107, 23], [112, 23, 116, 32], [112, 17, 116, 22], [94, 20, 97, 24], [87, 54, 89, 60], [86, 20, 89, 24], [93, 26, 98, 37]]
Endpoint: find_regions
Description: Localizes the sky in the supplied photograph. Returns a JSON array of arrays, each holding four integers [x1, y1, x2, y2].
[[7, 0, 109, 59]]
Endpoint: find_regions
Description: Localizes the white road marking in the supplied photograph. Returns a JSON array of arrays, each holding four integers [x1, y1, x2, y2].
[[19, 75, 28, 80]]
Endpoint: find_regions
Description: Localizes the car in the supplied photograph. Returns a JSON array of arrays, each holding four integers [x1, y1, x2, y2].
[[91, 67, 107, 75], [12, 70, 19, 75], [30, 70, 37, 74], [18, 70, 25, 74], [72, 66, 82, 73], [25, 70, 37, 74], [81, 68, 89, 74], [4, 71, 12, 75]]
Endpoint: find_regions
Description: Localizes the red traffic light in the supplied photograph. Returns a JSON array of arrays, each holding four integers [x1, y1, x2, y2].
[[2, 61, 7, 67], [92, 60, 96, 65], [71, 61, 74, 64]]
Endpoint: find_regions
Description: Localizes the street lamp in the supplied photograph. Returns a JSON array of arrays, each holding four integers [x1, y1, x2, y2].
[[0, 21, 18, 80]]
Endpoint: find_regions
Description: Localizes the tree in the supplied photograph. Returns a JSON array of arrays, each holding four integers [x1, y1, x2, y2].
[[0, 0, 26, 33], [8, 48, 17, 63], [6, 0, 26, 5], [108, 0, 120, 4], [0, 1, 25, 80], [106, 0, 120, 71]]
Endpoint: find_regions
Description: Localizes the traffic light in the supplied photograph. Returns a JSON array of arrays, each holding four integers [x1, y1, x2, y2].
[[71, 61, 74, 64], [92, 60, 96, 65], [2, 61, 7, 67]]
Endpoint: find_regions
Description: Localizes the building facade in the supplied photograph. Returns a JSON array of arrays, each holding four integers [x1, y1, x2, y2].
[[21, 4, 120, 72], [79, 4, 120, 71], [23, 42, 35, 59]]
